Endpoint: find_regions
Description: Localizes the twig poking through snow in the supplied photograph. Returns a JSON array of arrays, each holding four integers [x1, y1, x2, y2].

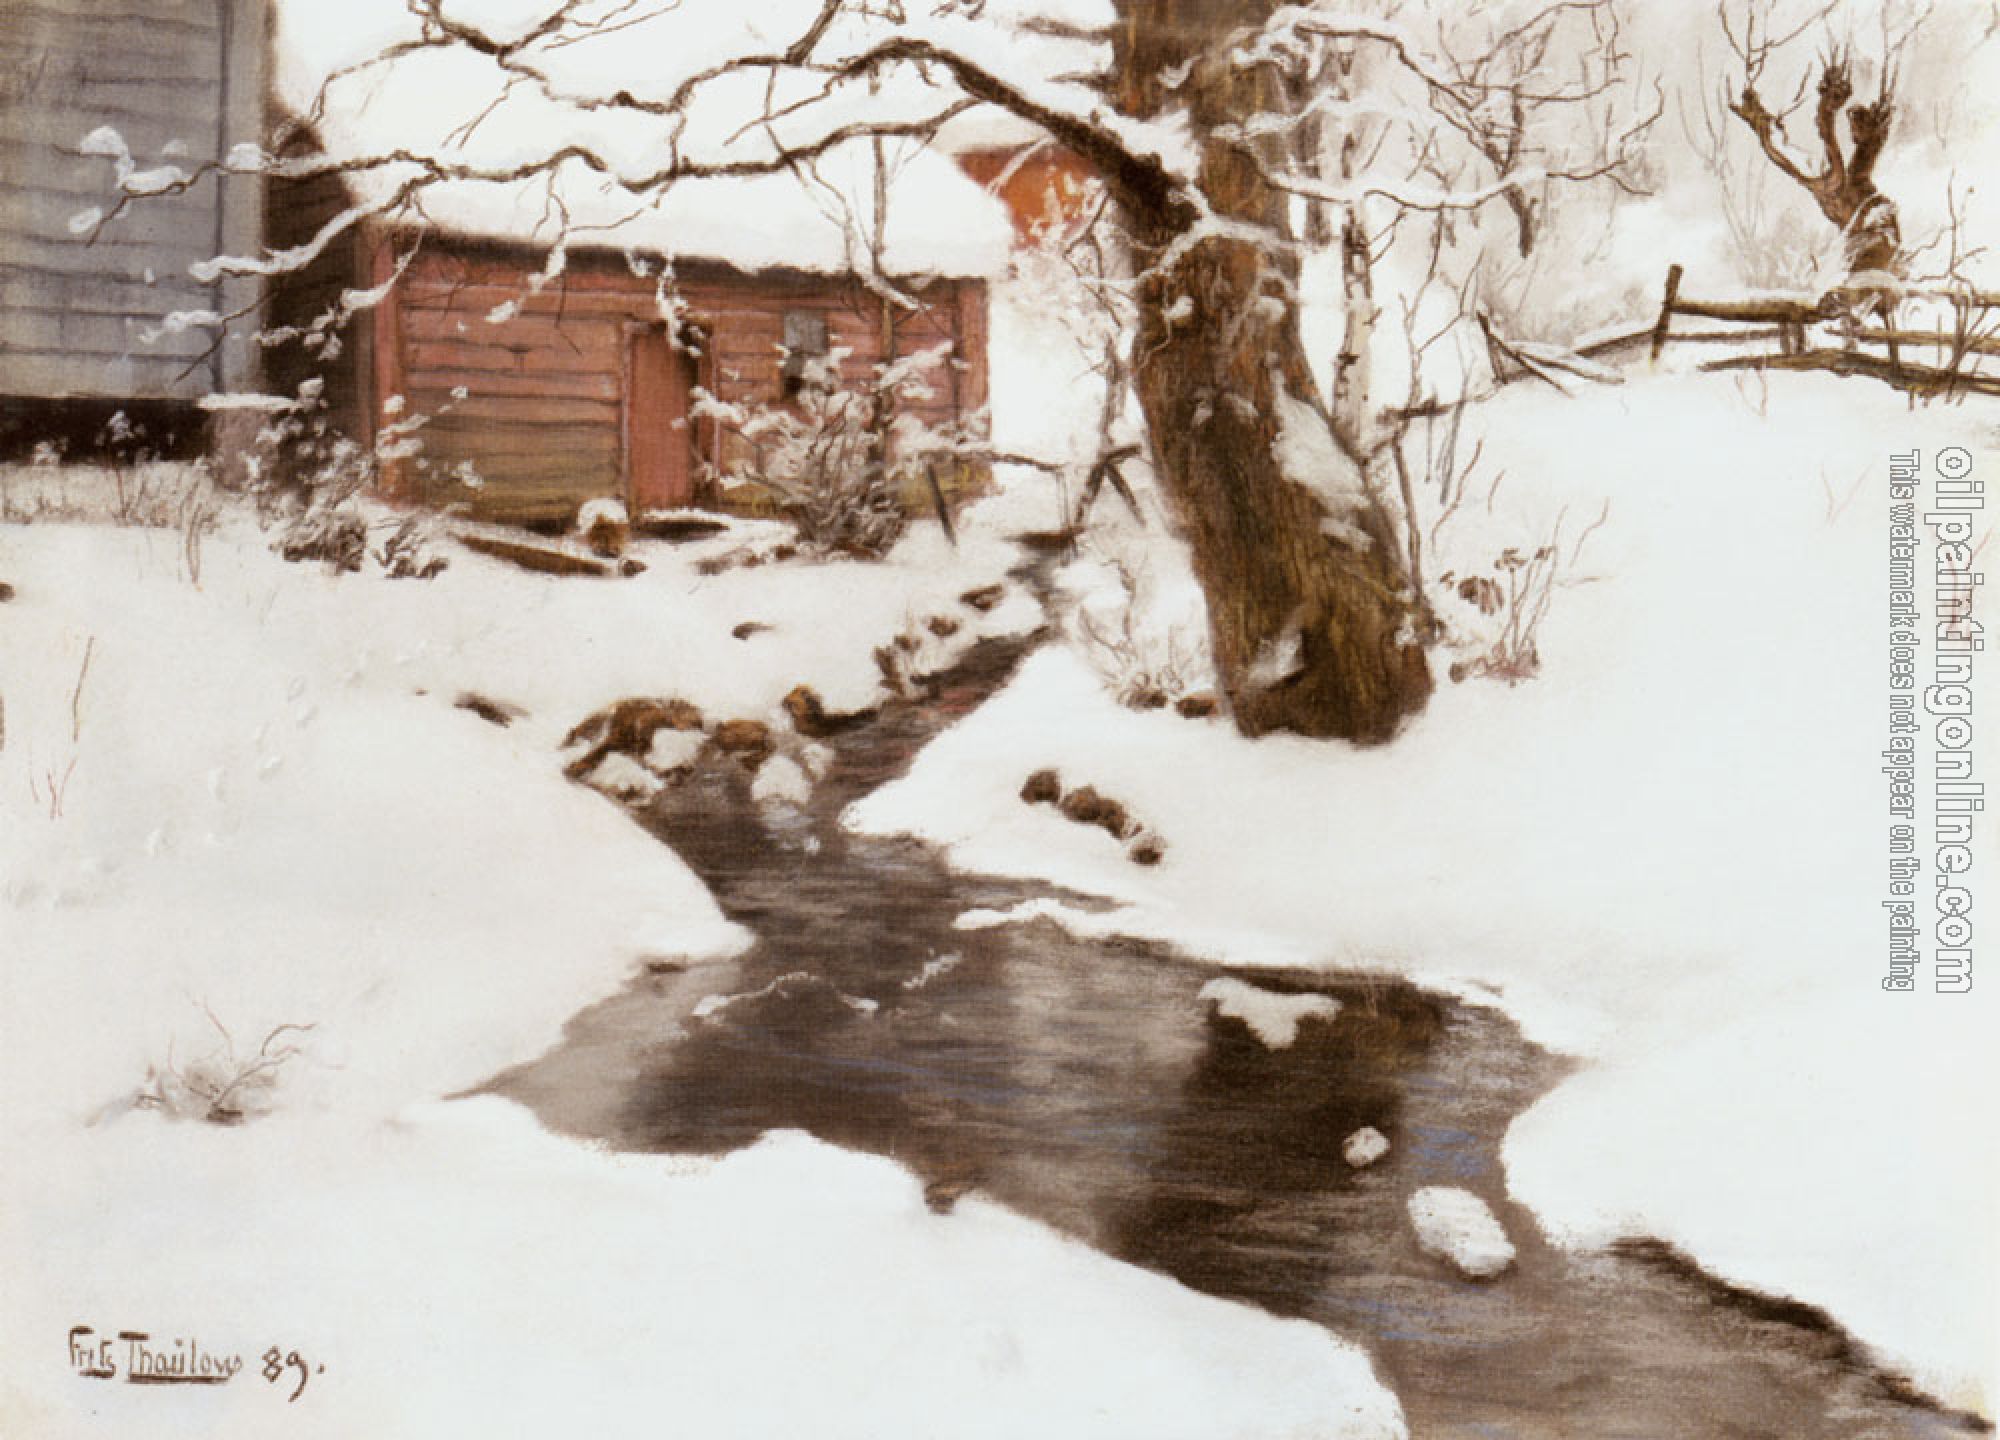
[[70, 637, 94, 744]]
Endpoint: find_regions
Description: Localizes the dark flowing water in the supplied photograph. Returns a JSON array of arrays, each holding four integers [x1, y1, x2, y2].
[[491, 632, 1988, 1439]]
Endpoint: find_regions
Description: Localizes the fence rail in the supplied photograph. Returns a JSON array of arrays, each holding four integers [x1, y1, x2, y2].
[[1390, 267, 2000, 425], [1644, 263, 2000, 399]]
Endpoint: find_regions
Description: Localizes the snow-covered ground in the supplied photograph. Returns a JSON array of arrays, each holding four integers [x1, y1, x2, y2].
[[852, 360, 1999, 1412], [0, 506, 1036, 1128], [0, 501, 1403, 1437], [4, 261, 1994, 1435], [6, 1102, 1401, 1440]]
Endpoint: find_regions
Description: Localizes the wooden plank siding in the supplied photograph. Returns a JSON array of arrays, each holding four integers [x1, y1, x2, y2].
[[0, 0, 264, 403], [327, 240, 989, 527]]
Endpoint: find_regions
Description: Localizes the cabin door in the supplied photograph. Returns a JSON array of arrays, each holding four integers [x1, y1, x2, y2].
[[624, 328, 696, 511]]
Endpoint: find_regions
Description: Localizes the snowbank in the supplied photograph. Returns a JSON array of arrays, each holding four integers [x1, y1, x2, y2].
[[1504, 988, 1994, 1413], [0, 508, 1028, 1125], [1, 1103, 1404, 1440], [0, 524, 745, 1127], [846, 372, 1999, 1408]]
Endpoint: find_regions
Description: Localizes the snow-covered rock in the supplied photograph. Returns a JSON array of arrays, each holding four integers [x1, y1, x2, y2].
[[1407, 1187, 1515, 1279], [588, 750, 663, 801], [1343, 1127, 1390, 1169], [576, 497, 631, 557], [645, 727, 706, 775], [576, 497, 629, 531], [1199, 977, 1340, 1049], [751, 753, 813, 810]]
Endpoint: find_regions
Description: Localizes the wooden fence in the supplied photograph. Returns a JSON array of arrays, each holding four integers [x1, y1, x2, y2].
[[1643, 263, 2000, 400]]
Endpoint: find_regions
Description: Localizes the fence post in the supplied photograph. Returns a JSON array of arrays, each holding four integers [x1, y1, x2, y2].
[[1649, 263, 1684, 364]]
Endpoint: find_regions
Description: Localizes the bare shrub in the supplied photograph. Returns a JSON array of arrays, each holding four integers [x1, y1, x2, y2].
[[239, 381, 373, 513], [1896, 179, 2000, 402], [1068, 552, 1207, 710], [1680, 67, 1837, 291], [1442, 504, 1609, 684], [694, 346, 977, 558], [1448, 543, 1560, 683], [277, 503, 368, 571], [235, 380, 450, 577], [25, 637, 92, 820], [104, 411, 154, 522], [0, 421, 216, 558], [132, 1010, 317, 1126], [374, 514, 450, 579], [176, 468, 217, 586]]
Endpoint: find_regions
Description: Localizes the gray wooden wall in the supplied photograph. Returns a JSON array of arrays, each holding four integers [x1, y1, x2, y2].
[[0, 0, 265, 401]]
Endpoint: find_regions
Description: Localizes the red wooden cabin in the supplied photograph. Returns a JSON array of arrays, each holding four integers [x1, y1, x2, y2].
[[262, 125, 1004, 529]]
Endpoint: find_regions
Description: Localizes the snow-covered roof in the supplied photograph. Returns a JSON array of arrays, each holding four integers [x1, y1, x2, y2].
[[270, 0, 1020, 277]]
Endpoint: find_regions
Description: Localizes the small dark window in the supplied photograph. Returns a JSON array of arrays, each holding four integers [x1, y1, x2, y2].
[[780, 310, 829, 398]]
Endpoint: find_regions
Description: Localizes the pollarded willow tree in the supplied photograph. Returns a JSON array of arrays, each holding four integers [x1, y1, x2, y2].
[[1717, 0, 1917, 284], [108, 0, 1652, 743]]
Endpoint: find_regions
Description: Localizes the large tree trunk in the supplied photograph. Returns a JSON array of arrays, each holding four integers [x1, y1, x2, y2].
[[1112, 0, 1432, 742], [1129, 242, 1432, 742]]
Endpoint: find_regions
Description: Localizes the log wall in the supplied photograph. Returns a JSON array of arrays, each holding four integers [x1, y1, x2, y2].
[[356, 242, 987, 526]]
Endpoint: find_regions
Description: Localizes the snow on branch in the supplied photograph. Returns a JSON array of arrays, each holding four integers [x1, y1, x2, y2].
[[1257, 163, 1554, 213], [190, 183, 422, 282], [284, 0, 1194, 232], [1247, 9, 1474, 107], [785, 30, 1195, 228], [1226, 0, 1658, 261]]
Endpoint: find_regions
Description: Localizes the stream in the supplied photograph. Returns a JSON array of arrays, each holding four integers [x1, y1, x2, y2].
[[490, 626, 1987, 1439]]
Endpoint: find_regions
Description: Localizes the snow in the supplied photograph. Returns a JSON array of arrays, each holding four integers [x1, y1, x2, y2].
[[1199, 977, 1341, 1049], [904, 951, 966, 991], [78, 124, 126, 159], [1505, 990, 1993, 1411], [585, 749, 663, 800], [574, 496, 628, 533], [199, 393, 302, 413], [645, 727, 706, 774], [750, 752, 813, 810], [5, 1101, 1404, 1439], [1274, 390, 1373, 551], [189, 195, 392, 284], [0, 492, 1403, 1437], [952, 895, 1166, 945], [849, 370, 1999, 1409], [1343, 1127, 1390, 1169], [23, 0, 2000, 1423], [267, 0, 1016, 279], [694, 972, 878, 1021], [0, 520, 752, 1125], [1406, 1187, 1516, 1280]]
